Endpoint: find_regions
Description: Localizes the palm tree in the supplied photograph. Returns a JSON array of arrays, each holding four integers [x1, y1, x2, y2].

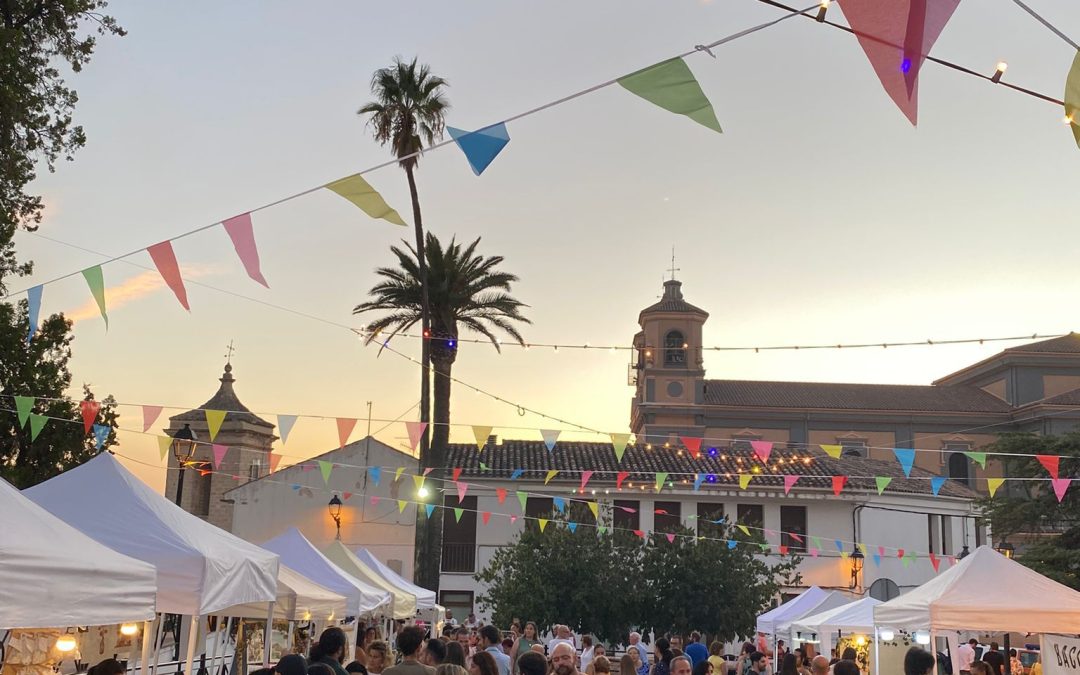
[[355, 233, 529, 589]]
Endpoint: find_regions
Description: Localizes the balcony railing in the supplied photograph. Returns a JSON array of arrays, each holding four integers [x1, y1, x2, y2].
[[441, 541, 476, 573]]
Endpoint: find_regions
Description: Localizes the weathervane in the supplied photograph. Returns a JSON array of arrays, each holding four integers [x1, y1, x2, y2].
[[667, 247, 680, 281], [224, 340, 236, 365]]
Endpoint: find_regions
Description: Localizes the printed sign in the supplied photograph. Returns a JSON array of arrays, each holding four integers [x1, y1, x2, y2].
[[1042, 634, 1080, 675]]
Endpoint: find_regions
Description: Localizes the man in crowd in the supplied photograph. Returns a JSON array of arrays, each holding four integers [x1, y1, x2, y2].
[[811, 656, 829, 675], [956, 639, 977, 675], [749, 652, 768, 675], [548, 626, 576, 654], [367, 641, 389, 675], [684, 633, 708, 667], [455, 628, 470, 653], [629, 633, 650, 675], [670, 635, 684, 654], [445, 610, 458, 627], [465, 613, 479, 630], [834, 661, 859, 675], [480, 625, 511, 675], [672, 656, 693, 675], [551, 643, 578, 675], [421, 639, 446, 668], [983, 643, 1005, 675], [383, 627, 434, 675], [518, 652, 548, 675]]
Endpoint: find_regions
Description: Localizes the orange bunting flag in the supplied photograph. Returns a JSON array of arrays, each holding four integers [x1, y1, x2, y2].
[[336, 418, 357, 448], [833, 475, 848, 496], [79, 400, 100, 433], [495, 487, 507, 504], [268, 452, 282, 473], [821, 444, 843, 459], [1037, 454, 1060, 479], [580, 470, 594, 491], [406, 421, 427, 451], [544, 470, 559, 485], [452, 467, 463, 482], [473, 425, 493, 451], [482, 511, 491, 525], [681, 436, 702, 458], [611, 433, 631, 462], [147, 241, 190, 310], [738, 474, 752, 489], [205, 409, 226, 441], [222, 213, 269, 287], [157, 435, 172, 462], [142, 405, 163, 432]]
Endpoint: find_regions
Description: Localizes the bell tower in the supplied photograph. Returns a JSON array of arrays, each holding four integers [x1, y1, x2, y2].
[[630, 277, 709, 441]]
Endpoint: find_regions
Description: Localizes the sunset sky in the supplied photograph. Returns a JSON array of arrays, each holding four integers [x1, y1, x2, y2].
[[17, 0, 1080, 491]]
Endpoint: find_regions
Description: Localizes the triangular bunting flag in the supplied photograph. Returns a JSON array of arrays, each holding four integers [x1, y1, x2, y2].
[[665, 533, 676, 543], [336, 418, 356, 448], [931, 476, 946, 496], [447, 124, 511, 176], [545, 470, 559, 485], [412, 474, 425, 492], [540, 428, 561, 452], [454, 507, 464, 523], [369, 466, 381, 486], [398, 500, 408, 513], [25, 284, 42, 343], [405, 421, 427, 451], [212, 444, 228, 469], [833, 475, 848, 496], [783, 475, 799, 495], [29, 414, 47, 441], [495, 487, 507, 504], [597, 525, 607, 534], [682, 436, 703, 458], [324, 174, 407, 226], [81, 265, 108, 327], [751, 440, 773, 463], [277, 415, 297, 444], [633, 529, 646, 539], [92, 423, 110, 450], [538, 519, 549, 533], [738, 474, 752, 489], [965, 451, 987, 469], [342, 492, 352, 500], [1067, 50, 1080, 147], [617, 471, 630, 489], [810, 547, 819, 558], [472, 425, 493, 451], [897, 548, 905, 559], [142, 405, 163, 432], [268, 452, 281, 473], [694, 473, 706, 491], [456, 481, 469, 503], [876, 476, 893, 495], [510, 515, 518, 524], [1052, 478, 1072, 503], [929, 552, 941, 572], [835, 0, 962, 125], [588, 501, 599, 520], [835, 539, 845, 552], [553, 497, 566, 513], [205, 409, 226, 442], [14, 395, 33, 427], [157, 435, 171, 461], [778, 544, 789, 555], [425, 504, 435, 518], [655, 472, 669, 492], [1037, 454, 1061, 479], [569, 522, 579, 534], [147, 241, 190, 310], [873, 552, 882, 566], [222, 213, 269, 287], [611, 433, 630, 462], [318, 460, 334, 485], [737, 524, 750, 536], [892, 448, 916, 477], [813, 536, 824, 551], [821, 444, 843, 459], [394, 466, 406, 482], [580, 470, 594, 491], [517, 491, 528, 512], [617, 57, 723, 132], [987, 477, 1005, 497], [728, 540, 738, 550], [510, 468, 524, 480], [451, 467, 463, 482], [482, 511, 491, 525], [370, 495, 380, 505], [790, 532, 803, 543], [79, 400, 100, 433]]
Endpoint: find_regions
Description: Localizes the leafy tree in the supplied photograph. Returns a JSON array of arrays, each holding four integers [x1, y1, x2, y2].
[[355, 233, 528, 589], [358, 56, 449, 589], [981, 432, 1080, 589]]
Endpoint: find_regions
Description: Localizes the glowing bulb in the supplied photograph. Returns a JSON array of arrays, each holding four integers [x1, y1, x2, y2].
[[120, 623, 139, 637], [645, 350, 652, 357], [417, 486, 430, 499], [879, 629, 895, 641], [915, 631, 930, 645], [1066, 114, 1076, 125], [855, 636, 867, 647], [996, 61, 1008, 73], [55, 635, 77, 653], [819, 0, 830, 7]]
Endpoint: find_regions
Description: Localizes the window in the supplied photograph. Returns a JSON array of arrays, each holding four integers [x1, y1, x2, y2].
[[654, 501, 682, 533], [737, 504, 764, 531], [664, 330, 686, 366], [569, 499, 598, 525], [927, 514, 940, 554], [840, 441, 867, 458], [941, 515, 953, 554], [440, 590, 474, 621], [975, 517, 986, 547], [248, 457, 263, 481], [697, 502, 725, 539], [780, 506, 807, 552], [942, 442, 971, 464], [525, 497, 554, 533], [948, 452, 972, 487], [614, 500, 640, 530], [441, 496, 477, 573]]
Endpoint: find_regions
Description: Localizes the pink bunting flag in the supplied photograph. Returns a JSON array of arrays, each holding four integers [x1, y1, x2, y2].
[[301, 463, 316, 472], [509, 515, 518, 524], [406, 421, 427, 451], [452, 467, 463, 482], [423, 467, 433, 476], [142, 405, 163, 432], [1052, 478, 1072, 503], [482, 511, 491, 525], [681, 436, 702, 459], [371, 496, 381, 506], [456, 481, 469, 503], [79, 400, 100, 433], [222, 213, 269, 287], [495, 487, 508, 504], [617, 471, 630, 489], [336, 417, 357, 448], [268, 453, 281, 473], [832, 475, 848, 496], [751, 440, 773, 463], [779, 545, 789, 555], [633, 529, 646, 539], [665, 533, 676, 543], [1037, 454, 1061, 479], [580, 470, 595, 491], [897, 548, 905, 559], [878, 545, 886, 557], [783, 475, 799, 495], [212, 444, 228, 469], [147, 241, 190, 310], [836, 0, 962, 125], [809, 548, 819, 558]]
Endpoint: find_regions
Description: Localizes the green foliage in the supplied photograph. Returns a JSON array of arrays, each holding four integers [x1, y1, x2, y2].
[[981, 432, 1080, 589], [475, 511, 801, 642]]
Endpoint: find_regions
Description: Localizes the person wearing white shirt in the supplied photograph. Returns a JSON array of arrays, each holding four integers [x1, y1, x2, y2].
[[580, 636, 596, 673], [956, 639, 977, 675]]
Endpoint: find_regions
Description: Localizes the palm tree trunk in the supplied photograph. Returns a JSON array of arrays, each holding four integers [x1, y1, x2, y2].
[[405, 163, 438, 592], [428, 349, 454, 587]]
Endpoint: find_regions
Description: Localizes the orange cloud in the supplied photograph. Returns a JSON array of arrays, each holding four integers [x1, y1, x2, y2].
[[68, 265, 214, 324]]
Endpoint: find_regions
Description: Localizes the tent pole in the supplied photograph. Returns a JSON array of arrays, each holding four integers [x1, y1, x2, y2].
[[208, 617, 221, 674], [263, 603, 275, 667], [184, 615, 201, 675], [287, 622, 295, 655], [873, 627, 880, 675], [930, 631, 939, 675], [151, 614, 166, 675], [138, 620, 153, 675]]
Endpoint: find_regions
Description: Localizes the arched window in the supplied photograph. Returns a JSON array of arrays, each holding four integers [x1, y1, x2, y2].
[[948, 452, 971, 487], [869, 578, 900, 601], [664, 330, 686, 366]]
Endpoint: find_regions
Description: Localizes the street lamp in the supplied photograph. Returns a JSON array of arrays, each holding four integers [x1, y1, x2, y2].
[[849, 549, 865, 590], [171, 423, 198, 507], [328, 495, 343, 540], [995, 539, 1015, 559], [958, 545, 971, 559]]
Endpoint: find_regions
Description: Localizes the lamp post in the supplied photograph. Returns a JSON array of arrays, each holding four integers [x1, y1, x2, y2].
[[328, 495, 343, 540], [171, 423, 198, 508], [850, 549, 865, 591], [995, 539, 1015, 559], [958, 545, 971, 559]]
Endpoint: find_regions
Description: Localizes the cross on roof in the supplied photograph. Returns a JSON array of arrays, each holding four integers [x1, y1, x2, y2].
[[668, 247, 680, 281], [224, 340, 236, 365]]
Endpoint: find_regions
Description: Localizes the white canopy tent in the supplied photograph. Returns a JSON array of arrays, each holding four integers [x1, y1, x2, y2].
[[323, 541, 417, 619], [262, 528, 392, 618], [873, 545, 1080, 633], [757, 586, 831, 635], [1, 474, 157, 629], [218, 564, 348, 621], [776, 591, 853, 647], [792, 596, 882, 657], [354, 547, 437, 610]]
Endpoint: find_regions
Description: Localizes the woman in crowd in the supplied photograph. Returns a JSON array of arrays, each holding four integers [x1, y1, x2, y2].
[[621, 654, 640, 675], [588, 656, 611, 675], [310, 627, 351, 675], [510, 622, 541, 675], [446, 641, 468, 668], [707, 643, 725, 675], [581, 636, 597, 674], [366, 640, 389, 675], [794, 649, 811, 675], [736, 643, 755, 675], [972, 663, 993, 675], [439, 666, 470, 675], [779, 654, 798, 675], [1010, 650, 1025, 675], [652, 638, 674, 675], [905, 648, 937, 675], [471, 651, 500, 675]]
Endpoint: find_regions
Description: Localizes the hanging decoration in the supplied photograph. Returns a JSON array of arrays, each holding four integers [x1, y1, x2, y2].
[[580, 470, 594, 491], [472, 425, 493, 451], [1052, 478, 1072, 502], [966, 451, 988, 469], [29, 414, 47, 441], [142, 405, 163, 432], [655, 472, 669, 492], [784, 475, 799, 494], [541, 429, 561, 452], [14, 396, 32, 427], [893, 448, 916, 477], [157, 435, 171, 461], [739, 474, 753, 489], [448, 124, 511, 176], [147, 241, 190, 310], [222, 213, 269, 287], [277, 415, 298, 444], [617, 57, 723, 132], [987, 477, 1005, 497], [405, 421, 427, 451], [205, 409, 227, 441], [456, 481, 469, 502], [336, 418, 356, 448], [821, 444, 843, 459], [544, 470, 559, 485], [81, 265, 108, 327], [324, 174, 407, 226], [1038, 454, 1061, 479], [833, 475, 848, 496], [25, 285, 42, 343], [212, 444, 229, 469], [92, 424, 110, 450], [876, 476, 893, 495], [79, 400, 100, 433], [682, 436, 703, 459], [611, 433, 631, 462], [931, 476, 947, 496], [751, 440, 773, 463], [1067, 50, 1080, 147], [369, 466, 381, 486], [319, 460, 334, 485]]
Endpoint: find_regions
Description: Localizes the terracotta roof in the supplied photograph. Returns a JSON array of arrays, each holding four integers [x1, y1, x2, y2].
[[446, 441, 977, 499], [1033, 388, 1080, 406], [1004, 333, 1080, 354], [639, 280, 708, 318], [702, 379, 1012, 413], [173, 363, 273, 428]]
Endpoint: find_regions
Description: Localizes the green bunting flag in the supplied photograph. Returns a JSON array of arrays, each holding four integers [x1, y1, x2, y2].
[[611, 433, 630, 462], [319, 460, 334, 485], [965, 451, 987, 469], [324, 174, 407, 226], [454, 507, 464, 523], [517, 490, 528, 512], [82, 265, 108, 328], [617, 57, 722, 133], [655, 472, 669, 492], [14, 395, 33, 427], [875, 476, 893, 495], [1066, 50, 1080, 148], [29, 413, 47, 440]]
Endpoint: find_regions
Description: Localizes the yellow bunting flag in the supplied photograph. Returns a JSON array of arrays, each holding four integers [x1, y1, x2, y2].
[[1067, 50, 1080, 148], [324, 174, 407, 226], [544, 470, 559, 485], [205, 409, 226, 441], [821, 444, 843, 459], [539, 519, 549, 533], [398, 499, 408, 513], [412, 474, 425, 492], [987, 477, 1006, 498], [737, 524, 750, 536], [739, 473, 753, 489], [394, 466, 406, 482], [858, 542, 868, 556], [611, 432, 631, 462], [588, 501, 599, 520], [158, 435, 172, 461], [472, 425, 493, 451]]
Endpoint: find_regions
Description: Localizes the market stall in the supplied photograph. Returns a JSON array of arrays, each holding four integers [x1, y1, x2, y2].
[[322, 541, 417, 619], [792, 596, 882, 659]]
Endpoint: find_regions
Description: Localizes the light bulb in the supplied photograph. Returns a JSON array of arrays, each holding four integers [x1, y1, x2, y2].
[[1066, 114, 1076, 125], [879, 629, 895, 641], [417, 486, 430, 499], [915, 631, 931, 645], [120, 623, 139, 637], [819, 0, 830, 7], [855, 636, 867, 647], [55, 635, 77, 653], [996, 61, 1008, 73]]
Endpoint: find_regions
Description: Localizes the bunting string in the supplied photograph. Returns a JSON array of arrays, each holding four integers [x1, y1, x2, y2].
[[1008, 0, 1080, 51]]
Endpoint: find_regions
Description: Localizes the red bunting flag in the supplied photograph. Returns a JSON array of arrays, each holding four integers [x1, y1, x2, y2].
[[482, 511, 491, 525], [147, 241, 190, 310], [681, 436, 702, 458], [929, 552, 941, 572], [222, 213, 269, 287], [751, 440, 773, 463], [779, 545, 789, 555], [832, 475, 848, 496], [1037, 454, 1060, 479], [268, 453, 281, 473], [79, 400, 100, 433], [617, 471, 630, 489], [633, 529, 646, 539], [580, 470, 594, 491], [343, 492, 352, 500], [452, 467, 463, 482], [336, 418, 357, 448], [456, 481, 469, 503], [495, 487, 507, 504], [897, 548, 905, 559]]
